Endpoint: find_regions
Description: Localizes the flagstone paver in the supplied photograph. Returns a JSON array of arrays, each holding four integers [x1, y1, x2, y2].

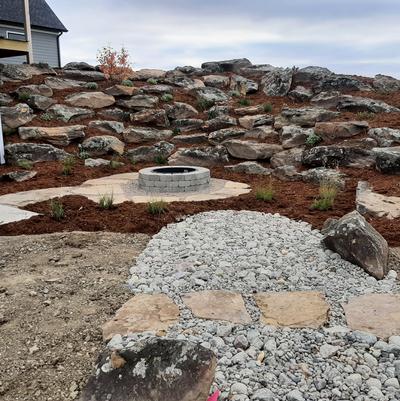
[[182, 290, 252, 324], [255, 291, 330, 328], [102, 293, 180, 340], [0, 204, 39, 225], [343, 293, 400, 339]]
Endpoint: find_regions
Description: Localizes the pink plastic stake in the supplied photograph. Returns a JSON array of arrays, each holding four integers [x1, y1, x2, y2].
[[207, 389, 220, 401]]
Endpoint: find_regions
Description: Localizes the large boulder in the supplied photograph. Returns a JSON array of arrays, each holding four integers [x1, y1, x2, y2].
[[126, 141, 175, 163], [81, 135, 125, 156], [337, 95, 400, 113], [5, 143, 70, 164], [373, 74, 400, 94], [0, 103, 34, 130], [270, 148, 304, 168], [293, 66, 333, 86], [79, 337, 216, 401], [373, 147, 400, 174], [203, 115, 237, 131], [27, 94, 55, 111], [164, 76, 204, 90], [18, 125, 85, 146], [315, 74, 372, 93], [201, 58, 252, 73], [63, 61, 96, 71], [132, 69, 166, 80], [203, 75, 229, 88], [165, 102, 198, 120], [262, 68, 293, 96], [141, 84, 173, 95], [117, 95, 159, 110], [104, 84, 138, 97], [130, 109, 170, 127], [301, 167, 346, 189], [368, 128, 400, 147], [311, 91, 343, 109], [314, 121, 369, 141], [302, 145, 375, 168], [63, 69, 105, 81], [238, 114, 273, 129], [225, 161, 272, 175], [123, 127, 173, 144], [44, 77, 84, 90], [0, 63, 55, 80], [47, 104, 94, 122], [171, 133, 208, 145], [224, 140, 283, 160], [173, 119, 204, 133], [88, 120, 124, 135], [322, 211, 389, 279], [288, 86, 313, 102], [281, 126, 314, 149], [274, 107, 339, 129], [208, 127, 247, 145], [65, 92, 115, 109], [230, 74, 258, 94], [195, 87, 229, 103], [169, 146, 229, 166], [15, 84, 53, 97]]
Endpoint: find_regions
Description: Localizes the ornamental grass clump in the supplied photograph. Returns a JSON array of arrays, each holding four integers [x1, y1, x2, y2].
[[99, 193, 114, 210], [311, 180, 338, 211], [147, 200, 167, 215], [238, 98, 251, 106], [50, 199, 64, 221], [255, 180, 275, 202], [61, 156, 76, 176], [17, 159, 33, 170]]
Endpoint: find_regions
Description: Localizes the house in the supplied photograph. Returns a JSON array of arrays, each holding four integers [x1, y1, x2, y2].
[[0, 0, 67, 67]]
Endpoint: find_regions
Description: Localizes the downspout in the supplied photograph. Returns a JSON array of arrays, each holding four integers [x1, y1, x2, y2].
[[57, 32, 63, 68]]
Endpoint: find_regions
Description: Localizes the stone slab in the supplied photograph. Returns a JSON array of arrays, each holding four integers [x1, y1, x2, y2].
[[182, 290, 252, 324], [343, 294, 400, 339], [102, 294, 180, 340], [255, 291, 330, 328], [0, 204, 38, 225]]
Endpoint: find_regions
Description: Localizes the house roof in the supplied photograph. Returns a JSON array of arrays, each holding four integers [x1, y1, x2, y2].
[[0, 0, 68, 32]]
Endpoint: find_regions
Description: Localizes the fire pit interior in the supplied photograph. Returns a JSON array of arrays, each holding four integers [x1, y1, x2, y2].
[[138, 166, 211, 193]]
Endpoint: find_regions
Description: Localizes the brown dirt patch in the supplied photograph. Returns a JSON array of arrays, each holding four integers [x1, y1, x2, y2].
[[0, 231, 149, 400]]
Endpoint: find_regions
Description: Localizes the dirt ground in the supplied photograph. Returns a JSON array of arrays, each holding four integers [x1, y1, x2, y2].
[[0, 231, 149, 401]]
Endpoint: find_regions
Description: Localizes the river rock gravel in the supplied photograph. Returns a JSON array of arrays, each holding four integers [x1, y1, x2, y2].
[[123, 211, 400, 401]]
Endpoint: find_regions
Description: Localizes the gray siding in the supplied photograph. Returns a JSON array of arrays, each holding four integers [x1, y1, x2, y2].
[[0, 24, 60, 67]]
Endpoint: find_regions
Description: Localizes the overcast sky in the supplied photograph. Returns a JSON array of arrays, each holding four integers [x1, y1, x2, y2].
[[47, 0, 400, 78]]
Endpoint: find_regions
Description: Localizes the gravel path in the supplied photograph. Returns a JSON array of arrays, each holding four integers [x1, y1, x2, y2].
[[123, 211, 400, 401]]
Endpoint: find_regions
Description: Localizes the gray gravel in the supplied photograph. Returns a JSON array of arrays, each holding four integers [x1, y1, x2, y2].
[[122, 211, 400, 400]]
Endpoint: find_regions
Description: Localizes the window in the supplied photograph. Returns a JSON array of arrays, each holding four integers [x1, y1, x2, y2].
[[6, 31, 26, 41]]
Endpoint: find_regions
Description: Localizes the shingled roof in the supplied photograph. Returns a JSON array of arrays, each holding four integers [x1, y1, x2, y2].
[[0, 0, 67, 32]]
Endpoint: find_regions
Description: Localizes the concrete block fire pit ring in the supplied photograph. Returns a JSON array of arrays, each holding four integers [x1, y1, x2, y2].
[[138, 166, 211, 193]]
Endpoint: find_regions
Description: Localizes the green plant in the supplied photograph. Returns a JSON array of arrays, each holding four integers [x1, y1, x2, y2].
[[97, 46, 133, 80], [147, 78, 158, 85], [121, 79, 134, 87], [78, 146, 90, 160], [161, 93, 173, 102], [154, 154, 167, 165], [230, 91, 240, 97], [40, 112, 53, 121], [147, 200, 167, 215], [197, 99, 215, 111], [18, 92, 31, 101], [16, 159, 33, 170], [208, 109, 219, 120], [306, 133, 322, 147], [238, 98, 251, 106], [109, 158, 124, 169], [98, 193, 114, 209], [50, 199, 64, 221], [85, 82, 98, 90], [172, 127, 181, 136], [357, 111, 375, 120], [61, 156, 76, 176], [263, 103, 273, 113], [255, 182, 275, 202], [311, 181, 338, 211]]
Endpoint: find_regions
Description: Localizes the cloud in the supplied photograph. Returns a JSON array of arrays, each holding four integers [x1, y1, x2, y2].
[[48, 0, 400, 77]]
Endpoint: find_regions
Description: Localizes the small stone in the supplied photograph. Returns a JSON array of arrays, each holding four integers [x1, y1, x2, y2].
[[230, 382, 248, 395], [286, 389, 305, 401], [234, 335, 250, 350]]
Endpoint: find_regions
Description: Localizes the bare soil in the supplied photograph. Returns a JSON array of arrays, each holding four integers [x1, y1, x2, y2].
[[0, 231, 149, 401]]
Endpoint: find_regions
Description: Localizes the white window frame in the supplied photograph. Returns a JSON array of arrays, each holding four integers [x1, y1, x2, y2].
[[6, 30, 26, 41]]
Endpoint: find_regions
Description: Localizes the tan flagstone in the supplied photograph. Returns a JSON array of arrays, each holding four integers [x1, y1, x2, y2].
[[102, 294, 180, 340], [343, 293, 400, 339], [182, 290, 252, 324], [255, 291, 330, 328]]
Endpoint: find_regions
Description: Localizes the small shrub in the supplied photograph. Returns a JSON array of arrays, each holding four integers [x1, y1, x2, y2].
[[238, 98, 251, 106], [161, 93, 173, 102], [197, 99, 215, 111], [61, 156, 76, 176], [84, 82, 98, 90], [231, 91, 240, 98], [121, 79, 134, 87], [154, 154, 167, 165], [208, 109, 219, 120], [40, 112, 53, 121], [263, 103, 273, 113], [311, 181, 338, 211], [99, 193, 114, 209], [17, 159, 33, 170], [357, 111, 375, 120], [255, 182, 275, 202], [50, 199, 64, 221], [77, 146, 90, 160], [147, 200, 167, 215], [306, 133, 322, 147], [172, 127, 181, 136], [109, 158, 124, 169], [18, 92, 30, 101], [147, 78, 158, 85], [97, 46, 133, 80]]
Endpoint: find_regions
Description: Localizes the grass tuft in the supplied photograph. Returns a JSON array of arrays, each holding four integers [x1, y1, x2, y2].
[[84, 82, 98, 90], [147, 200, 167, 215], [99, 193, 114, 209], [357, 111, 375, 120], [16, 159, 33, 170], [197, 99, 215, 111], [61, 156, 76, 176], [161, 93, 173, 102], [311, 181, 338, 211], [147, 78, 158, 85], [238, 98, 251, 106], [50, 199, 64, 221], [255, 181, 275, 202], [121, 79, 133, 87], [263, 103, 273, 113]]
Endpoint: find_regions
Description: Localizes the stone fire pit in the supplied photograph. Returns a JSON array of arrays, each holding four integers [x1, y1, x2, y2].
[[138, 166, 210, 193]]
